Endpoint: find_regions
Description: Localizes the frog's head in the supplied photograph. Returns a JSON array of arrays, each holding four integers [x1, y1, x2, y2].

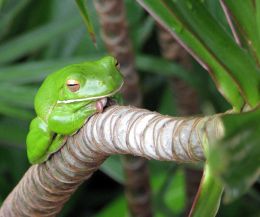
[[56, 56, 124, 112]]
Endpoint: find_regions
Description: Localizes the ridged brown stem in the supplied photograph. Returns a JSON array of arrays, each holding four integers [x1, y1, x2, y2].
[[157, 25, 202, 214], [94, 1, 151, 216], [94, 0, 141, 105], [0, 105, 223, 217]]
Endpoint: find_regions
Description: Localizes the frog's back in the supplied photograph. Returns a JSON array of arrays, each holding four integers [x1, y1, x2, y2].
[[34, 70, 63, 122]]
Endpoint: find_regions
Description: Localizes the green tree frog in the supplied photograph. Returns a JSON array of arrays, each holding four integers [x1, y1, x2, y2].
[[26, 56, 124, 164]]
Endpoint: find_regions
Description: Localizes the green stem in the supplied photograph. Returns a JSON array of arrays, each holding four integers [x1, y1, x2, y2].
[[189, 164, 224, 217]]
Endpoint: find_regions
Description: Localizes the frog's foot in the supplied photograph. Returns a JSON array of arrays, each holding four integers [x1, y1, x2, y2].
[[26, 117, 54, 164], [95, 97, 107, 113], [32, 135, 67, 164], [47, 134, 67, 155], [81, 97, 108, 127]]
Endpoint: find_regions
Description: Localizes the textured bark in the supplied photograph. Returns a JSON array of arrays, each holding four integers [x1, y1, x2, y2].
[[94, 1, 152, 216], [94, 0, 141, 106], [157, 25, 202, 214], [0, 105, 224, 217], [157, 25, 199, 116]]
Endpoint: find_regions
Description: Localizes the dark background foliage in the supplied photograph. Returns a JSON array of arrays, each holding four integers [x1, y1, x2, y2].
[[0, 0, 259, 216]]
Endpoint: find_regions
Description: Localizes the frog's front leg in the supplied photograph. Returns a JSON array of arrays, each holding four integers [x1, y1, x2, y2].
[[48, 105, 96, 135], [47, 105, 96, 154], [26, 117, 54, 164]]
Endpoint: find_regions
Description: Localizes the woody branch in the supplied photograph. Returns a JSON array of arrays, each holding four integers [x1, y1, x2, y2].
[[0, 105, 223, 217]]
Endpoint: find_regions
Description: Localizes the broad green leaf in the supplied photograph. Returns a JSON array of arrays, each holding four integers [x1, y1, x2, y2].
[[257, 0, 260, 56], [189, 164, 223, 217], [100, 155, 125, 184], [150, 162, 186, 216], [94, 196, 128, 217], [0, 56, 101, 84], [0, 102, 33, 120], [204, 0, 230, 30], [173, 0, 260, 107], [124, 0, 154, 51], [174, 0, 260, 106], [1, 54, 189, 86], [125, 0, 144, 27], [0, 84, 36, 108], [0, 17, 81, 65], [136, 55, 200, 88], [208, 108, 260, 201], [41, 0, 101, 58], [0, 0, 5, 10], [222, 0, 260, 64], [158, 84, 177, 116], [0, 0, 32, 39], [51, 27, 87, 58], [137, 0, 260, 109], [135, 17, 154, 50], [150, 161, 171, 191], [163, 169, 186, 214], [0, 118, 28, 146], [0, 146, 28, 198]]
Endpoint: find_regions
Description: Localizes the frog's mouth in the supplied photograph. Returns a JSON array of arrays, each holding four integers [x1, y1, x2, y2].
[[57, 82, 123, 105]]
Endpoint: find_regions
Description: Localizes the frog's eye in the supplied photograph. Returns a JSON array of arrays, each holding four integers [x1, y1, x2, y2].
[[66, 79, 80, 92], [115, 60, 120, 70]]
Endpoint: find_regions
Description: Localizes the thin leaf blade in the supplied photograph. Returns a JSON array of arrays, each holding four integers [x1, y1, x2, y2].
[[75, 0, 96, 44]]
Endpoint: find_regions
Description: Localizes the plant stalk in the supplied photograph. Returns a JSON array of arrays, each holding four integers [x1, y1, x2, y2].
[[0, 105, 223, 216]]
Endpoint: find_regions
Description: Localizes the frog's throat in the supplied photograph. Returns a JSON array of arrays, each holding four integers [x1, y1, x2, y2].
[[57, 82, 123, 104]]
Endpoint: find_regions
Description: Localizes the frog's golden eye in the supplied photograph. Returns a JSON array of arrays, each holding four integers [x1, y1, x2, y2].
[[115, 60, 120, 70], [66, 79, 80, 92]]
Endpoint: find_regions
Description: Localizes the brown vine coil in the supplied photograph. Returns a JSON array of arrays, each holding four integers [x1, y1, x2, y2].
[[0, 106, 223, 217], [94, 0, 141, 106], [157, 25, 199, 115], [94, 1, 151, 216], [157, 23, 202, 214]]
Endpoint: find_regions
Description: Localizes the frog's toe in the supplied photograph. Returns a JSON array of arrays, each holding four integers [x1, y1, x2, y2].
[[47, 135, 67, 155]]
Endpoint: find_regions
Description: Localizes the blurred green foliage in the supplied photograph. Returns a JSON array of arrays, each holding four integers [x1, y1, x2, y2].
[[0, 0, 259, 216]]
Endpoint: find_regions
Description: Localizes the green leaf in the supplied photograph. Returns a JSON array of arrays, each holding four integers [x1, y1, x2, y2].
[[94, 196, 128, 217], [256, 0, 260, 57], [75, 0, 96, 44], [163, 169, 186, 214], [135, 17, 154, 50], [137, 0, 260, 109], [189, 164, 223, 217], [208, 108, 260, 202], [204, 0, 230, 30], [0, 0, 32, 39], [0, 56, 101, 84], [0, 84, 37, 108], [136, 55, 199, 88], [0, 17, 81, 65], [0, 0, 5, 10], [158, 84, 177, 116], [222, 0, 260, 64], [0, 102, 33, 120], [1, 54, 188, 86], [150, 162, 186, 216], [100, 155, 125, 184], [0, 118, 28, 146]]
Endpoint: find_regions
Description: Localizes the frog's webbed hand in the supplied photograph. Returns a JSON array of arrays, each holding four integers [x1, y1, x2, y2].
[[26, 117, 54, 164], [48, 107, 96, 135]]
